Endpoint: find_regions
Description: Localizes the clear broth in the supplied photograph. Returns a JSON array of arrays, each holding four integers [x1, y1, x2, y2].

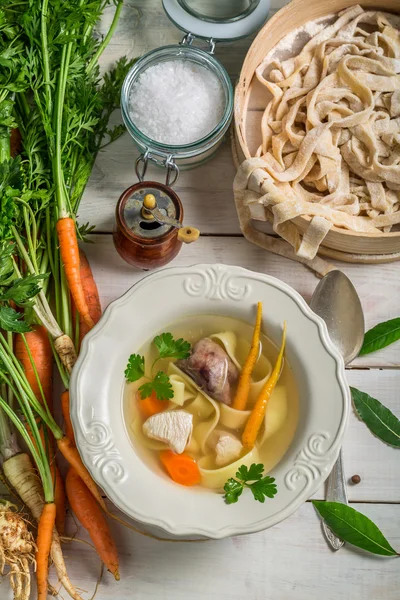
[[123, 314, 299, 490]]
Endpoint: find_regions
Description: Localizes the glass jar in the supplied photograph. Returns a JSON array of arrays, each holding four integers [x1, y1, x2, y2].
[[120, 0, 270, 179], [121, 44, 233, 173]]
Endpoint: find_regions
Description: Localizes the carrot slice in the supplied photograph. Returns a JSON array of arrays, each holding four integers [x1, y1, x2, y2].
[[232, 302, 263, 410], [160, 450, 201, 486], [242, 322, 286, 449], [137, 391, 166, 419]]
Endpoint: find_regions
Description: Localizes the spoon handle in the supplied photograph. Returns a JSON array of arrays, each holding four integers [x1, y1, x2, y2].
[[322, 449, 348, 551]]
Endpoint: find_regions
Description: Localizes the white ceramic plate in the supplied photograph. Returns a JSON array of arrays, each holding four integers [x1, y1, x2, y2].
[[70, 264, 349, 539]]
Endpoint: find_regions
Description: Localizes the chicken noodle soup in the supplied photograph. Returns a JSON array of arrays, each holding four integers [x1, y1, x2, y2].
[[124, 314, 298, 491]]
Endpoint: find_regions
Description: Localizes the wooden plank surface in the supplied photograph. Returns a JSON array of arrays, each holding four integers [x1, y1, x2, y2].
[[4, 1, 400, 599], [7, 502, 397, 600]]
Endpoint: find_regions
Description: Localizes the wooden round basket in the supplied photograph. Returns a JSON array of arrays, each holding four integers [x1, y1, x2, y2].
[[233, 0, 400, 264]]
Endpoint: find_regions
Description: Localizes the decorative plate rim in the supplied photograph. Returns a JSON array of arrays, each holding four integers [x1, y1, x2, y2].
[[70, 263, 350, 539]]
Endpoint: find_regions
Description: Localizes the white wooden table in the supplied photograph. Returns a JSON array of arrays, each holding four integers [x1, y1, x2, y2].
[[4, 2, 400, 599]]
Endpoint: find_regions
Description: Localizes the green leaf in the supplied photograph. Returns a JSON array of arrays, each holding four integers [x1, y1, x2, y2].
[[351, 387, 400, 448], [139, 371, 173, 401], [224, 464, 278, 505], [0, 157, 21, 194], [0, 305, 30, 333], [250, 476, 278, 503], [153, 332, 191, 360], [360, 318, 400, 355], [0, 273, 48, 306], [223, 478, 244, 504], [124, 354, 145, 383], [236, 463, 264, 483], [312, 501, 399, 556], [0, 242, 15, 283]]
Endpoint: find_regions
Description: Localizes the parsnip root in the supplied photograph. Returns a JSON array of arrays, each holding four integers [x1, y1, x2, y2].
[[54, 335, 78, 374]]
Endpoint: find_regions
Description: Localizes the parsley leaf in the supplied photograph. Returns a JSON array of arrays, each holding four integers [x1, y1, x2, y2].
[[223, 479, 244, 504], [139, 371, 173, 401], [236, 463, 264, 483], [0, 273, 49, 306], [250, 476, 278, 503], [153, 332, 191, 360], [124, 354, 145, 383], [0, 305, 30, 333], [223, 463, 278, 505]]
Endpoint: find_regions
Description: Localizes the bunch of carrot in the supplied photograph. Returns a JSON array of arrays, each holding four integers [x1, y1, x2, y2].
[[2, 249, 120, 599], [0, 0, 137, 596]]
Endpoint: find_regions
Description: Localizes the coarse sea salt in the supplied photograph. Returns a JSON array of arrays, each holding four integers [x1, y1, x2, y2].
[[128, 60, 225, 145]]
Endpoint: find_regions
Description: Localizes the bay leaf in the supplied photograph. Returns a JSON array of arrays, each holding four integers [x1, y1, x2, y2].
[[360, 317, 400, 355], [312, 501, 398, 557], [351, 387, 400, 448]]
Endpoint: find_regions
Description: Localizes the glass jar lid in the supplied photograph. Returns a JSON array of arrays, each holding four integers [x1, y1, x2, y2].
[[163, 0, 270, 40]]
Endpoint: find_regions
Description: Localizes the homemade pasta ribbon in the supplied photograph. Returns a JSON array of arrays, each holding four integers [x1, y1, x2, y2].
[[234, 6, 400, 260]]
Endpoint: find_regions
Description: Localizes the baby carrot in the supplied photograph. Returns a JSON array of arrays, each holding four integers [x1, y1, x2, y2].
[[160, 450, 201, 486], [242, 322, 287, 449], [56, 217, 94, 330], [36, 502, 57, 600], [232, 302, 263, 410]]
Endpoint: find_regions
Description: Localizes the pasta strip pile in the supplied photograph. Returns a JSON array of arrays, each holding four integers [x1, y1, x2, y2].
[[234, 5, 400, 259]]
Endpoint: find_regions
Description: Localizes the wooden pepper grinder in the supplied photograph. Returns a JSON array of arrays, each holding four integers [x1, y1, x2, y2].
[[113, 180, 200, 270]]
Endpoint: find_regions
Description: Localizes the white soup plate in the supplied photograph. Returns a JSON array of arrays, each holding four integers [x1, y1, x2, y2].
[[70, 264, 349, 539]]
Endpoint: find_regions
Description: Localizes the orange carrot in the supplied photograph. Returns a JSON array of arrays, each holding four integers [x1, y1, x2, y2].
[[56, 217, 94, 330], [137, 391, 166, 419], [62, 392, 121, 575], [78, 248, 102, 343], [61, 390, 75, 445], [66, 468, 119, 579], [232, 302, 263, 410], [160, 450, 201, 486], [53, 465, 66, 535], [36, 502, 57, 600], [15, 326, 67, 534], [14, 326, 53, 411], [56, 436, 106, 510], [242, 322, 286, 449]]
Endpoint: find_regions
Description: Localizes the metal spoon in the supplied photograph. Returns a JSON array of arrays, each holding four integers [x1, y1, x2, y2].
[[310, 270, 365, 550]]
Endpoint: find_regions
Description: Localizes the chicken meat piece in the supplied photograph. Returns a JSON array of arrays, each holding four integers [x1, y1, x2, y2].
[[142, 410, 193, 454], [176, 338, 239, 405], [214, 432, 243, 467]]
